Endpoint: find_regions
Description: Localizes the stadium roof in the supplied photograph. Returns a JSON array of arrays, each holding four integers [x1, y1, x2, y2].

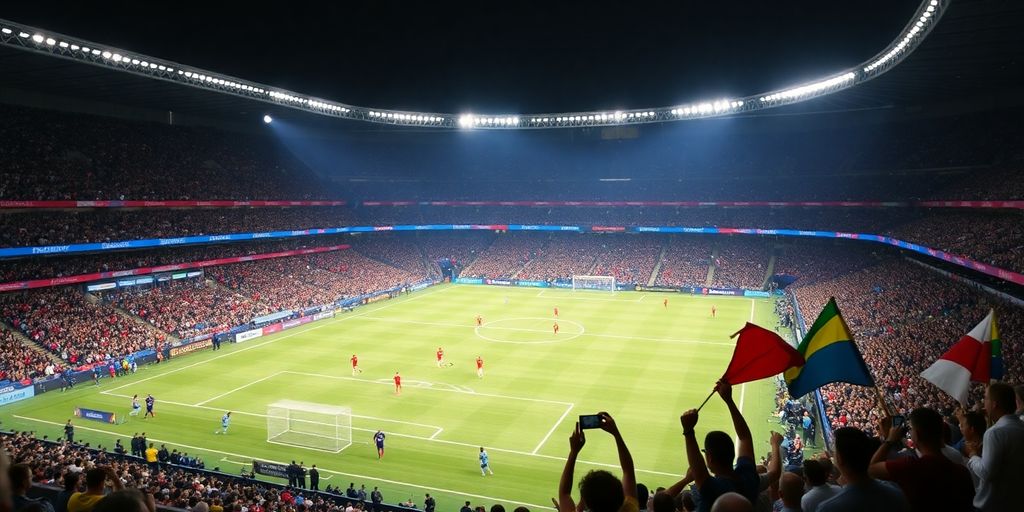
[[0, 0, 1021, 130]]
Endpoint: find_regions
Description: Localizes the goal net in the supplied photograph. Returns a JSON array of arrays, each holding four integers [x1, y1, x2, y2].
[[572, 275, 616, 292], [266, 400, 352, 453]]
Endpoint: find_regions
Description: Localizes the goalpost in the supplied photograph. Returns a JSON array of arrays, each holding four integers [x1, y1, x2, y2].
[[571, 275, 616, 293], [266, 400, 352, 453]]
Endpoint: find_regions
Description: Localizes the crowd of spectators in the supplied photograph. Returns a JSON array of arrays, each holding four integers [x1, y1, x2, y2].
[[0, 327, 60, 383], [516, 236, 604, 281], [654, 236, 714, 287], [792, 258, 1024, 437], [100, 280, 273, 340], [1, 430, 475, 512], [3, 204, 1023, 284], [209, 250, 424, 312], [711, 238, 771, 290], [0, 288, 161, 366], [590, 237, 661, 286], [461, 235, 547, 279], [0, 207, 356, 248], [351, 237, 432, 277], [0, 104, 336, 201], [418, 233, 494, 276], [887, 210, 1024, 272], [0, 236, 355, 284]]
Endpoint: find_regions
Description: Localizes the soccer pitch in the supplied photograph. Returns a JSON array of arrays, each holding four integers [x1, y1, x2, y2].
[[0, 284, 784, 510]]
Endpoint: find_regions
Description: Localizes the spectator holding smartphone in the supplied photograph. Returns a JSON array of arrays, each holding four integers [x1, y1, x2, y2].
[[557, 412, 637, 512]]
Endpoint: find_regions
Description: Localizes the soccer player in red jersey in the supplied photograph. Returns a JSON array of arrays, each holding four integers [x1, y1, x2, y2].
[[711, 305, 717, 318], [393, 372, 401, 395], [436, 347, 444, 367], [351, 354, 362, 375], [663, 298, 668, 308], [553, 322, 559, 334], [476, 356, 484, 378], [476, 315, 483, 327], [554, 306, 559, 317]]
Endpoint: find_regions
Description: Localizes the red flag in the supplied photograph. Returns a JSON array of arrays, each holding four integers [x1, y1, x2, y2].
[[722, 322, 805, 385]]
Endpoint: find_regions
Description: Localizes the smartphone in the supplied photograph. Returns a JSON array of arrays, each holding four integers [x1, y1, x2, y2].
[[579, 414, 602, 429], [892, 415, 906, 430]]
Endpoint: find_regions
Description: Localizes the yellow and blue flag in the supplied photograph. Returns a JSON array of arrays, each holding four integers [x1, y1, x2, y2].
[[785, 297, 874, 398]]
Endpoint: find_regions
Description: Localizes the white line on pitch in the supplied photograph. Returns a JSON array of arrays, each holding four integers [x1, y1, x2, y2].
[[55, 397, 676, 477], [534, 289, 643, 302], [355, 316, 734, 346], [195, 371, 285, 406], [101, 285, 454, 397], [532, 403, 574, 455], [13, 415, 548, 509], [749, 299, 756, 322], [283, 371, 573, 406]]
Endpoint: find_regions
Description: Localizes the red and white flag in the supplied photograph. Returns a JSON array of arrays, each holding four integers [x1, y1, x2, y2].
[[920, 309, 1000, 405]]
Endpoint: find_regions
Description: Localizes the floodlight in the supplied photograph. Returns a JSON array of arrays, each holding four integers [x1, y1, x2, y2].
[[263, 115, 273, 124]]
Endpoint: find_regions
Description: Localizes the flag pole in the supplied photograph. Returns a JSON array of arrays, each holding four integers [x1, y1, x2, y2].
[[695, 388, 716, 412]]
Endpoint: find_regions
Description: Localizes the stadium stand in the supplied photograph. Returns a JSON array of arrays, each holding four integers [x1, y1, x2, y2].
[[99, 280, 274, 340], [0, 288, 162, 365], [0, 104, 337, 201], [792, 258, 1024, 435], [0, 327, 60, 383], [654, 236, 714, 287], [461, 234, 546, 279]]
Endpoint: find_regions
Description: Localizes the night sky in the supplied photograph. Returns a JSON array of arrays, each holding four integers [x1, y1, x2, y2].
[[1, 1, 922, 113]]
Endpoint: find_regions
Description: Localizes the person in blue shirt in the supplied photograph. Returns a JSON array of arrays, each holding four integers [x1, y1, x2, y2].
[[129, 394, 141, 416], [144, 394, 155, 418], [479, 447, 493, 476], [92, 366, 101, 386], [215, 412, 231, 434], [374, 430, 386, 459]]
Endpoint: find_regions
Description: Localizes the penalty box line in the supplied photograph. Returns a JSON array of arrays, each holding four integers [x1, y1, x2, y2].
[[535, 289, 646, 302], [11, 414, 549, 510], [355, 316, 736, 347], [188, 370, 446, 437], [99, 383, 675, 477], [100, 284, 457, 398]]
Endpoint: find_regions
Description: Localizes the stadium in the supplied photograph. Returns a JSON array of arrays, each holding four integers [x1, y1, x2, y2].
[[0, 1, 1022, 511]]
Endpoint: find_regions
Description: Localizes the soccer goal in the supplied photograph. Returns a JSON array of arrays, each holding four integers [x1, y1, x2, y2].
[[266, 400, 352, 453], [572, 275, 616, 293]]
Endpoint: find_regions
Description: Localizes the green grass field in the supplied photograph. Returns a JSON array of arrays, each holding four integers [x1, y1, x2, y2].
[[0, 284, 786, 510]]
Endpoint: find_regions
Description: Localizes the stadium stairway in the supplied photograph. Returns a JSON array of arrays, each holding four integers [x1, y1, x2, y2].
[[0, 321, 64, 365], [90, 291, 181, 344], [705, 248, 719, 286], [760, 253, 778, 290], [647, 243, 669, 287], [415, 242, 441, 278]]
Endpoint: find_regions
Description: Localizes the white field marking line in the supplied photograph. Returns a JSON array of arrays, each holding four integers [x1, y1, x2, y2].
[[357, 316, 735, 347], [107, 387, 443, 437], [194, 371, 285, 406], [18, 402, 674, 477], [14, 415, 548, 510], [429, 428, 444, 440], [195, 371, 446, 434], [750, 298, 756, 322], [268, 438, 348, 454], [474, 317, 585, 345], [532, 402, 574, 455], [285, 370, 573, 406], [535, 289, 644, 302], [101, 285, 455, 396]]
